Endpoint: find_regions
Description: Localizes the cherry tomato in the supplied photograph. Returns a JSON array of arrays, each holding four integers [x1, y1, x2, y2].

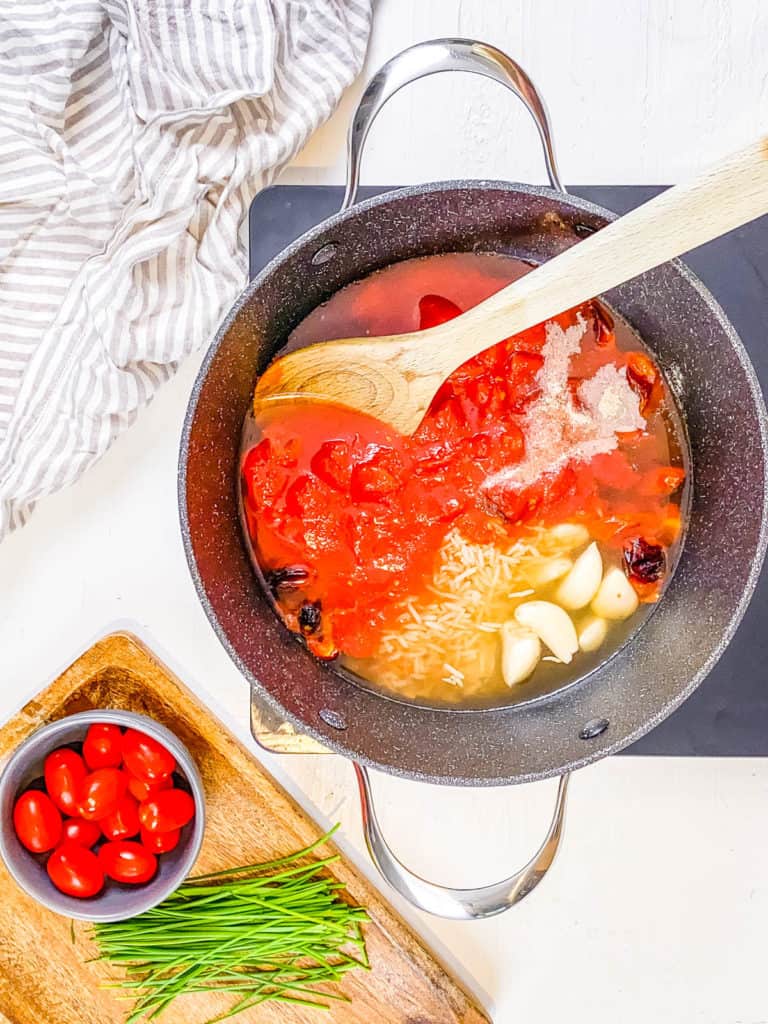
[[47, 842, 104, 898], [100, 794, 140, 841], [127, 773, 172, 803], [61, 817, 102, 848], [140, 825, 180, 854], [121, 730, 175, 783], [13, 790, 62, 853], [44, 748, 87, 816], [82, 723, 123, 770], [99, 840, 157, 884], [77, 768, 128, 821], [138, 789, 195, 833]]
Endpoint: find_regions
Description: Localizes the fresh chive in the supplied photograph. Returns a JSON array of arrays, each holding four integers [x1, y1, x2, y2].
[[92, 829, 369, 1023]]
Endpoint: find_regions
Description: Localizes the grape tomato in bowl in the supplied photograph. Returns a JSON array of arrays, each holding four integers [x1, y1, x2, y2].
[[13, 725, 190, 891], [44, 748, 87, 816], [83, 724, 123, 770], [0, 709, 205, 922]]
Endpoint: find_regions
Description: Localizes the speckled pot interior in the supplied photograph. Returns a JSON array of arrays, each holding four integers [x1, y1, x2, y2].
[[179, 181, 768, 785]]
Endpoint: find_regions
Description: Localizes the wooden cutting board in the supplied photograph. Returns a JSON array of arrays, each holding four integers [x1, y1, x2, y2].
[[0, 633, 489, 1024]]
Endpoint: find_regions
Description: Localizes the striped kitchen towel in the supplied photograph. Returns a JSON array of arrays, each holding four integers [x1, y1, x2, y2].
[[0, 0, 371, 540]]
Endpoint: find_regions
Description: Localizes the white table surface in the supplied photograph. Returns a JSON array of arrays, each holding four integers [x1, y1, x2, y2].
[[2, 2, 768, 1022]]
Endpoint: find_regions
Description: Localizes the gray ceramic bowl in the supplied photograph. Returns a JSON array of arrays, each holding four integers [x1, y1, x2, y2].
[[0, 710, 205, 922]]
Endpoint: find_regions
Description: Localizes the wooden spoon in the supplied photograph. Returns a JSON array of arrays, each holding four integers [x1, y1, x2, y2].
[[255, 136, 768, 435]]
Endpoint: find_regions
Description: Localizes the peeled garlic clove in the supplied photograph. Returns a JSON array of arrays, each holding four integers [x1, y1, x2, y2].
[[500, 622, 541, 686], [549, 522, 590, 550], [527, 557, 573, 587], [555, 542, 603, 610], [514, 600, 579, 664], [578, 615, 608, 652], [591, 567, 639, 620]]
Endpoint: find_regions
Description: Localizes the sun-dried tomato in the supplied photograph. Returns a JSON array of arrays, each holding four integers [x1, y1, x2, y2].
[[265, 565, 309, 597], [298, 600, 322, 636], [623, 537, 666, 584]]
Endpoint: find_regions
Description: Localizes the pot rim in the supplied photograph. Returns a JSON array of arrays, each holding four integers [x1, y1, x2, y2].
[[179, 179, 768, 784]]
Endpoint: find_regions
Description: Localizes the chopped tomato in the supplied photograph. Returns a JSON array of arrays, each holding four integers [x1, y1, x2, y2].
[[590, 451, 639, 491], [310, 439, 354, 492], [350, 446, 407, 501], [243, 268, 685, 661]]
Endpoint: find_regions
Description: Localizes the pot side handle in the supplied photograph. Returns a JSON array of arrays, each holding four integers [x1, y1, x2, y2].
[[341, 37, 565, 212], [354, 764, 570, 919]]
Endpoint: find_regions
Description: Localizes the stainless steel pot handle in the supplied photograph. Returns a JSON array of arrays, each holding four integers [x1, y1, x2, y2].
[[354, 764, 570, 920], [341, 37, 565, 212]]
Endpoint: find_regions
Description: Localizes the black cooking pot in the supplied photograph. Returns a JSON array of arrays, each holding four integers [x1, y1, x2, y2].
[[179, 41, 768, 915]]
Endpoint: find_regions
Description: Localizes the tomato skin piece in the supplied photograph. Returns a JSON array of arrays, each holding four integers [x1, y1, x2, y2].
[[127, 773, 172, 803], [121, 730, 175, 783], [140, 826, 180, 854], [100, 794, 141, 841], [77, 768, 128, 821], [48, 842, 104, 898], [418, 294, 462, 329], [99, 841, 157, 884], [82, 724, 123, 770], [138, 789, 195, 833], [61, 817, 102, 848], [44, 748, 87, 816], [13, 791, 62, 853], [626, 351, 661, 413]]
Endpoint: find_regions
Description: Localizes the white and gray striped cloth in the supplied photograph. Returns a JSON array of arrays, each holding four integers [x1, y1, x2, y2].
[[0, 0, 371, 539]]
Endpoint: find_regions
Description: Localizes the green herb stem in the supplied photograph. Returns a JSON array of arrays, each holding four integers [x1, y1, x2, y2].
[[92, 828, 369, 1023]]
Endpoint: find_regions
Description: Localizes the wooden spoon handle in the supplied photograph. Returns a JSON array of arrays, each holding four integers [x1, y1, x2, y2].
[[438, 135, 768, 366]]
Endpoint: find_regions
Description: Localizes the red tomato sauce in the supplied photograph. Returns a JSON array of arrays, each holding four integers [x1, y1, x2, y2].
[[241, 253, 687, 661]]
